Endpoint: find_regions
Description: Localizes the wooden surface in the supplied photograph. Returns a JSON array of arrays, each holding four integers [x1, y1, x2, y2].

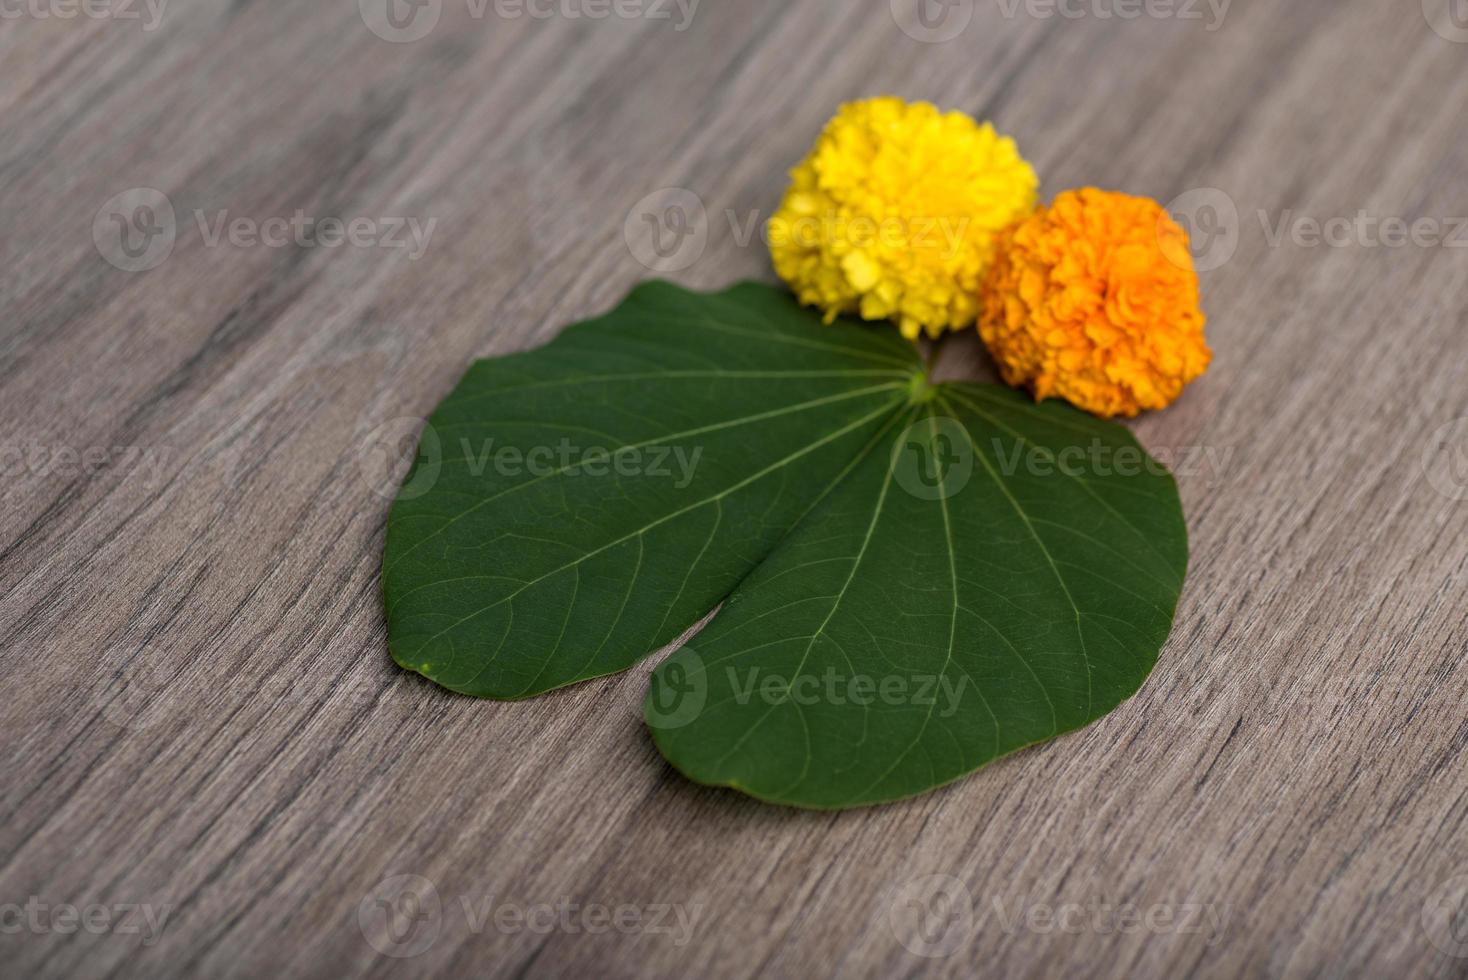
[[3, 1, 1468, 977]]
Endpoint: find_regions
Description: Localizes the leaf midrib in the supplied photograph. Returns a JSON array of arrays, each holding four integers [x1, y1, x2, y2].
[[402, 395, 909, 658], [706, 405, 916, 786], [939, 390, 1095, 716], [386, 380, 909, 575]]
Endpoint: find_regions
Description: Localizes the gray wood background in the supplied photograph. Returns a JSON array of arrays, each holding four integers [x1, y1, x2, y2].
[[3, 0, 1467, 976]]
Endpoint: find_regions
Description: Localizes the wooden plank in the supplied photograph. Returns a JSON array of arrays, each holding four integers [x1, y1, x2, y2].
[[1, 0, 1466, 976]]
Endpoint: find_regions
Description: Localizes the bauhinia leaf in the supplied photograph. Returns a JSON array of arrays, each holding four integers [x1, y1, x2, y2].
[[383, 281, 922, 698], [383, 281, 1188, 807], [645, 382, 1187, 808]]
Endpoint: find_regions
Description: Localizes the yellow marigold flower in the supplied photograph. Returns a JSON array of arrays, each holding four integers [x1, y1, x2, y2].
[[768, 97, 1038, 341], [978, 188, 1212, 418]]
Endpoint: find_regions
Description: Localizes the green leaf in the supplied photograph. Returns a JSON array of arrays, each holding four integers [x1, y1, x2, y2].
[[383, 282, 922, 698], [383, 281, 1188, 807], [645, 383, 1187, 808]]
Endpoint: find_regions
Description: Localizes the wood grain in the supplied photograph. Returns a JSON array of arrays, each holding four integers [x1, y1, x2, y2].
[[2, 0, 1467, 976]]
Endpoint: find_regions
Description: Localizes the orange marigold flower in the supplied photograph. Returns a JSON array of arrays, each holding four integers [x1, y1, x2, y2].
[[978, 188, 1212, 418]]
